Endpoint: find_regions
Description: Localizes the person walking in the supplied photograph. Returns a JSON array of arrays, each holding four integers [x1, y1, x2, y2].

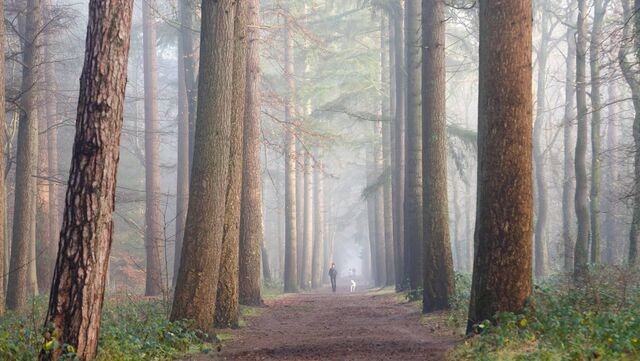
[[328, 263, 338, 293]]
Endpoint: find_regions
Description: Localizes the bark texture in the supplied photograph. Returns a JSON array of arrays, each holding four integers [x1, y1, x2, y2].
[[0, 0, 5, 315], [38, 0, 134, 357], [239, 0, 263, 305], [422, 0, 454, 313], [171, 0, 236, 333], [215, 0, 248, 328], [468, 0, 533, 333]]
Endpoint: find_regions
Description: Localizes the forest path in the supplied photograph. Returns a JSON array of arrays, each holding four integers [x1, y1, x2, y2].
[[187, 284, 459, 360]]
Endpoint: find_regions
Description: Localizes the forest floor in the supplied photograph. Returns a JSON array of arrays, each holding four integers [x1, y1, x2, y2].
[[184, 282, 459, 361]]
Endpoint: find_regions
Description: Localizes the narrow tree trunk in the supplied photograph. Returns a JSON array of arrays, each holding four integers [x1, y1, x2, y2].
[[563, 10, 576, 272], [404, 0, 423, 290], [574, 0, 591, 275], [381, 15, 394, 287], [142, 0, 163, 296], [604, 84, 619, 264], [589, 0, 606, 264], [173, 0, 190, 287], [283, 16, 299, 293], [38, 0, 134, 357], [239, 0, 263, 305], [468, 0, 533, 333], [44, 0, 60, 270], [391, 3, 406, 290], [181, 0, 198, 169], [301, 153, 313, 289], [452, 177, 463, 270], [621, 0, 640, 265], [422, 0, 454, 313], [215, 0, 248, 328], [37, 83, 51, 293], [171, 0, 236, 334], [7, 0, 42, 310], [311, 162, 325, 288], [366, 152, 378, 284], [296, 144, 304, 282], [533, 12, 550, 278], [0, 0, 5, 315], [262, 243, 271, 282], [374, 121, 386, 287]]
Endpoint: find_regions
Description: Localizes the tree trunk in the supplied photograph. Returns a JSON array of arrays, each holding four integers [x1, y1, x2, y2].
[[404, 0, 423, 290], [366, 154, 377, 284], [7, 0, 42, 310], [38, 0, 134, 357], [181, 0, 198, 169], [563, 9, 576, 272], [37, 81, 51, 294], [142, 0, 163, 296], [262, 243, 271, 282], [533, 11, 550, 278], [589, 0, 606, 264], [215, 0, 248, 329], [301, 153, 313, 289], [467, 0, 533, 333], [171, 0, 236, 334], [311, 162, 324, 288], [283, 16, 299, 293], [382, 15, 395, 287], [621, 0, 640, 265], [173, 0, 191, 288], [391, 3, 406, 290], [604, 84, 619, 264], [422, 0, 454, 312], [296, 144, 304, 282], [0, 0, 5, 315], [574, 0, 591, 275], [374, 120, 386, 287], [44, 0, 60, 278], [239, 0, 263, 305], [375, 23, 387, 286]]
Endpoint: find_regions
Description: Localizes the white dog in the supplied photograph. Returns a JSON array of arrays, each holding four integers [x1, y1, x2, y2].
[[350, 279, 357, 293]]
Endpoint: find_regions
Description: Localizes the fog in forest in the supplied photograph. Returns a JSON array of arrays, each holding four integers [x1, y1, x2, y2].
[[1, 0, 640, 360]]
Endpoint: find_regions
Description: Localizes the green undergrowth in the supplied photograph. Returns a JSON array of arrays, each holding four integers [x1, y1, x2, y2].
[[451, 266, 640, 360], [0, 295, 212, 361]]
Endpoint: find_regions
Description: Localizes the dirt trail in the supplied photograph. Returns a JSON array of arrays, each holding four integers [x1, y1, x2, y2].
[[187, 284, 459, 360]]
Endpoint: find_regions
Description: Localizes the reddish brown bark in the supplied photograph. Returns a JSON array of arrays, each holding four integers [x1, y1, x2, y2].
[[468, 0, 533, 333], [422, 0, 454, 313], [38, 0, 134, 358], [239, 0, 264, 305]]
